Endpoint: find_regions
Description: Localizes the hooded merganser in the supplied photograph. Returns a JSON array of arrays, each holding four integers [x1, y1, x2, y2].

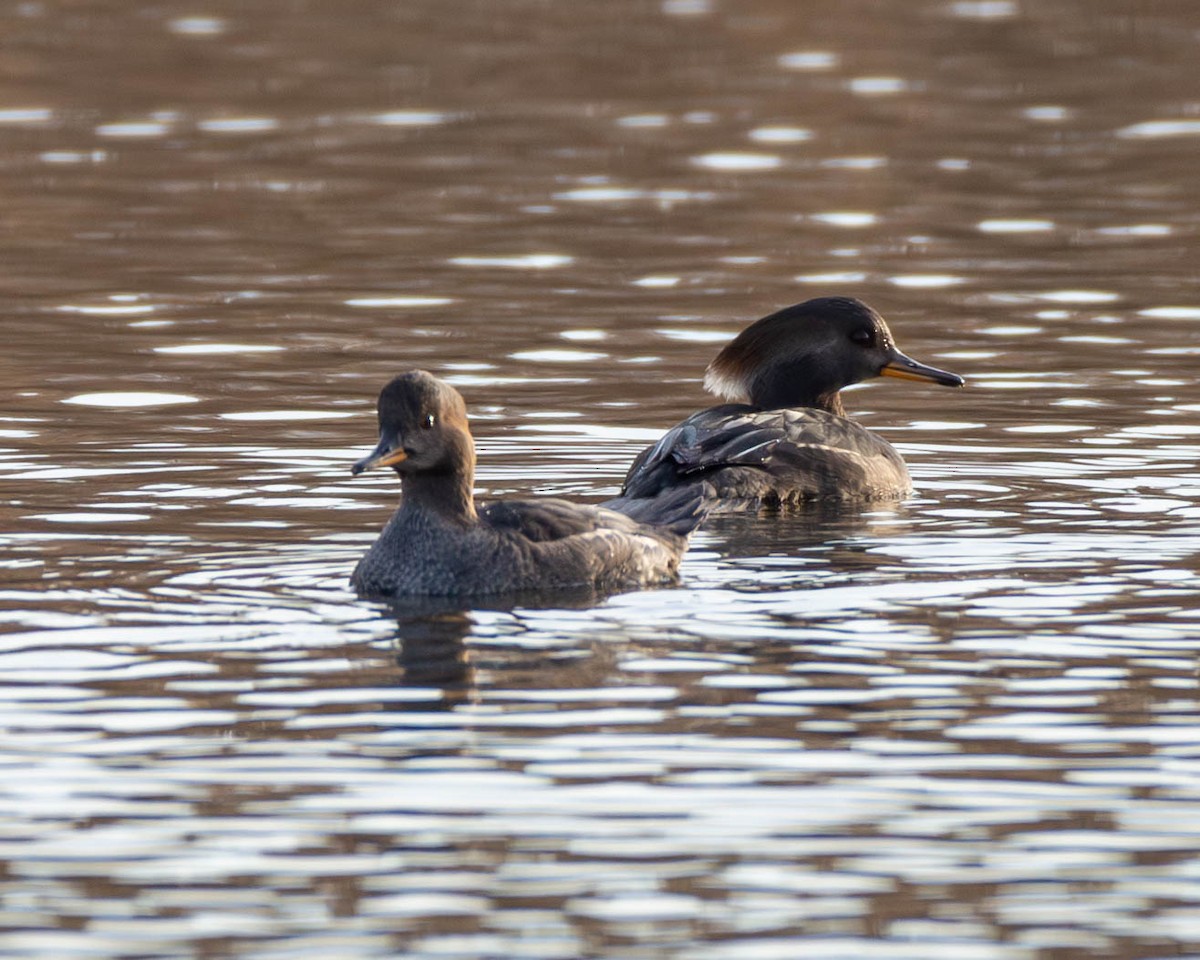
[[351, 370, 706, 597], [606, 297, 964, 512]]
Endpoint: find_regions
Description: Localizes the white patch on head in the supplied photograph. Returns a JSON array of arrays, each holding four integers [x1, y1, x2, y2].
[[703, 362, 751, 402]]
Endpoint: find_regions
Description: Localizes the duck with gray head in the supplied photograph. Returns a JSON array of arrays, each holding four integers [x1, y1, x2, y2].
[[605, 297, 964, 513], [350, 370, 707, 598]]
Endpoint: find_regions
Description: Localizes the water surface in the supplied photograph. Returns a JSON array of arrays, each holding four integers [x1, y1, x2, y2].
[[3, 1, 1200, 958]]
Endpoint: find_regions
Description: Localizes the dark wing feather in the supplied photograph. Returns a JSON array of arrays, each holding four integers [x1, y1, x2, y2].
[[615, 404, 908, 506], [481, 488, 707, 541], [479, 498, 627, 543]]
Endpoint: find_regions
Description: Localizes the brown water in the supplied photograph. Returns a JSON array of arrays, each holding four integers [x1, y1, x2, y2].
[[3, 1, 1200, 957]]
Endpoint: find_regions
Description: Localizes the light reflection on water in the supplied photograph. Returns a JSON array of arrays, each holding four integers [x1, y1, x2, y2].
[[3, 0, 1200, 957]]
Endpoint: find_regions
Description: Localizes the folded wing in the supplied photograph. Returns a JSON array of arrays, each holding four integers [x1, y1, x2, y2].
[[613, 404, 909, 507]]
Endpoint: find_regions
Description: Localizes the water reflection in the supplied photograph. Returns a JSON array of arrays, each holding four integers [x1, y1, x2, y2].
[[391, 609, 473, 695]]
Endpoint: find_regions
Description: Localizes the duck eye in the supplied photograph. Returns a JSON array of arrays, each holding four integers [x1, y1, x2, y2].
[[421, 413, 436, 430], [850, 328, 875, 347]]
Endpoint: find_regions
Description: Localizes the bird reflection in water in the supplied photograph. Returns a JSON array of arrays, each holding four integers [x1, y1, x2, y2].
[[388, 606, 474, 701], [382, 586, 611, 708], [699, 499, 913, 585]]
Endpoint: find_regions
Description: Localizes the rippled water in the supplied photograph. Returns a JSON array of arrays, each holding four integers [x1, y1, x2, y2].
[[3, 1, 1200, 957]]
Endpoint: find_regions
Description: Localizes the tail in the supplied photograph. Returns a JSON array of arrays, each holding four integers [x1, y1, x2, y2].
[[603, 481, 712, 537]]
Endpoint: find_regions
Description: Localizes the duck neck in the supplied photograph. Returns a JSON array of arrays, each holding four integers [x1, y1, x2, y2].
[[749, 374, 846, 416], [401, 471, 476, 523], [399, 441, 478, 525], [818, 391, 846, 417]]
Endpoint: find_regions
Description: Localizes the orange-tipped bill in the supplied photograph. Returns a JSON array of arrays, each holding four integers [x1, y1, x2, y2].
[[881, 350, 964, 387], [352, 439, 408, 475]]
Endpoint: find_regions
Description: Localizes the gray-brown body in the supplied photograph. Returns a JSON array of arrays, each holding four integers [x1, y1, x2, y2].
[[352, 494, 694, 598]]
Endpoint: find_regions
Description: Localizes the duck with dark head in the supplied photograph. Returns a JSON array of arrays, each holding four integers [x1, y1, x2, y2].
[[350, 370, 707, 598], [606, 297, 964, 513]]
